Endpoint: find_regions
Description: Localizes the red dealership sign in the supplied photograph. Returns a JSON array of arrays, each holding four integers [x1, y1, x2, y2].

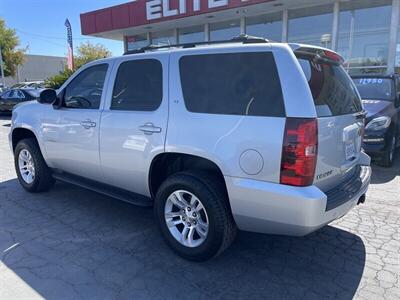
[[81, 0, 273, 35]]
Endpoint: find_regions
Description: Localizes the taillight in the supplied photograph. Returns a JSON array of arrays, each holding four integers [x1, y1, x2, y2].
[[280, 118, 318, 186]]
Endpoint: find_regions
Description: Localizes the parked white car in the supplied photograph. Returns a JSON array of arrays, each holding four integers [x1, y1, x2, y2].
[[11, 81, 45, 89], [9, 36, 371, 260]]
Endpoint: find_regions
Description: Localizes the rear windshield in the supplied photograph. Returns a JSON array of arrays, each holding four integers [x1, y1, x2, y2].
[[352, 78, 394, 101], [179, 52, 285, 117], [298, 58, 362, 117]]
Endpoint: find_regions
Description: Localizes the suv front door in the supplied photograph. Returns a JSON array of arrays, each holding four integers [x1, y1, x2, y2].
[[43, 63, 110, 181]]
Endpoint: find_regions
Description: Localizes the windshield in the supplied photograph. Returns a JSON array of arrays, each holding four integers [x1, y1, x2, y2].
[[352, 78, 394, 101], [11, 83, 25, 89]]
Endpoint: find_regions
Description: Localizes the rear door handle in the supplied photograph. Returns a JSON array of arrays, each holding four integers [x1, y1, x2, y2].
[[80, 119, 96, 129], [139, 122, 162, 134]]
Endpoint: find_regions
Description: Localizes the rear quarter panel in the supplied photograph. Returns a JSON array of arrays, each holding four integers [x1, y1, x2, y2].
[[166, 45, 287, 183], [271, 43, 317, 118]]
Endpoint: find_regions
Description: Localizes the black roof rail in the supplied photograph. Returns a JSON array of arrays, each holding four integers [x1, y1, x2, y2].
[[123, 34, 269, 55]]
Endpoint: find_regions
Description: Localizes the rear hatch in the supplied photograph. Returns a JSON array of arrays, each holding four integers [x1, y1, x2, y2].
[[295, 47, 365, 192]]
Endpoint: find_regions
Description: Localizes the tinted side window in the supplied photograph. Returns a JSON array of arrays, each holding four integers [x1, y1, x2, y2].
[[9, 90, 16, 98], [16, 90, 25, 99], [111, 59, 162, 111], [298, 58, 362, 117], [179, 52, 285, 117], [63, 64, 108, 109]]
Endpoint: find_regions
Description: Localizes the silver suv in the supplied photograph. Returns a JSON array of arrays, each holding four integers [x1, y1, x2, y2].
[[9, 36, 371, 261]]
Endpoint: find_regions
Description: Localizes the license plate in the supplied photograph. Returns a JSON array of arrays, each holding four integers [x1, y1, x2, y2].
[[345, 142, 356, 160]]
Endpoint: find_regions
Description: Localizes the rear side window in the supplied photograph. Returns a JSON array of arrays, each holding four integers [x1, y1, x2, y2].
[[111, 59, 162, 111], [298, 58, 362, 117], [179, 52, 285, 117], [16, 90, 25, 99]]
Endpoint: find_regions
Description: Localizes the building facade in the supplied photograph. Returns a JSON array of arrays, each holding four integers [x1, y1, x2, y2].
[[81, 0, 400, 74], [4, 54, 66, 86]]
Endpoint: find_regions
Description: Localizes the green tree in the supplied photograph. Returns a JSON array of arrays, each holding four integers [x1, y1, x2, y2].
[[74, 41, 112, 68], [44, 68, 74, 90], [45, 41, 112, 89], [0, 18, 25, 77]]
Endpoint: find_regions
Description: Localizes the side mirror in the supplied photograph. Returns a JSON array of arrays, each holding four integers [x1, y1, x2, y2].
[[38, 89, 57, 104]]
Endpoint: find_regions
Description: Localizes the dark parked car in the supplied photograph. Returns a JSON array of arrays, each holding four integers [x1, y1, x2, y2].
[[0, 89, 39, 113], [352, 74, 400, 167]]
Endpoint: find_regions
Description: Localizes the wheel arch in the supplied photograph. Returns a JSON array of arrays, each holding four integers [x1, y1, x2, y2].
[[11, 126, 49, 164], [11, 127, 39, 151], [148, 152, 228, 200]]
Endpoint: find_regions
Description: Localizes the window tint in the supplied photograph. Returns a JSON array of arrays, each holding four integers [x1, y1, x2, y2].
[[16, 90, 25, 99], [179, 52, 285, 117], [63, 64, 108, 109], [298, 58, 362, 117], [111, 59, 162, 111], [9, 90, 17, 98]]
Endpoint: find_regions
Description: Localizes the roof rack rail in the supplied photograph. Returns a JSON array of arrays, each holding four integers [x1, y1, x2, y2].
[[123, 34, 269, 55]]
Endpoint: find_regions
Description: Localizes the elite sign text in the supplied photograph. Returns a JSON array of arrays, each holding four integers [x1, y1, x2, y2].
[[147, 0, 245, 20]]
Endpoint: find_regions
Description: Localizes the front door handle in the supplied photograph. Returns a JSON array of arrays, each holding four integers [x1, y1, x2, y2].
[[80, 119, 96, 129], [139, 122, 162, 135]]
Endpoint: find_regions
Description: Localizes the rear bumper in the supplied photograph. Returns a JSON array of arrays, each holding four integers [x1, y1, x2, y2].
[[225, 165, 371, 236]]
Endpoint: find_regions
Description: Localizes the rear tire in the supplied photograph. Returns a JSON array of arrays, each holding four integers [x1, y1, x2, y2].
[[14, 138, 55, 192], [381, 135, 396, 168], [154, 172, 237, 261]]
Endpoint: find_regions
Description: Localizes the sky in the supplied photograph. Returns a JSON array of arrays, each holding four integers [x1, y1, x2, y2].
[[0, 0, 129, 57]]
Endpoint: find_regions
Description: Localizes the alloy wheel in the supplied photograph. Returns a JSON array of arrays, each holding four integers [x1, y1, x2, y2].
[[164, 190, 209, 248], [18, 149, 35, 184]]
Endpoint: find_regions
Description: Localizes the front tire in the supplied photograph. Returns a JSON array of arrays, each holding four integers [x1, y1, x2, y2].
[[14, 138, 55, 192], [154, 172, 237, 261]]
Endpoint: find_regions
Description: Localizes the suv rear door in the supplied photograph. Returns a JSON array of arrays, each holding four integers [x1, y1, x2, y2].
[[295, 48, 365, 191], [99, 54, 168, 196]]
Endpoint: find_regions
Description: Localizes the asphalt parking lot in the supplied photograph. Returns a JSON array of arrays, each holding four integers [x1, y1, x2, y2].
[[0, 114, 399, 300]]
